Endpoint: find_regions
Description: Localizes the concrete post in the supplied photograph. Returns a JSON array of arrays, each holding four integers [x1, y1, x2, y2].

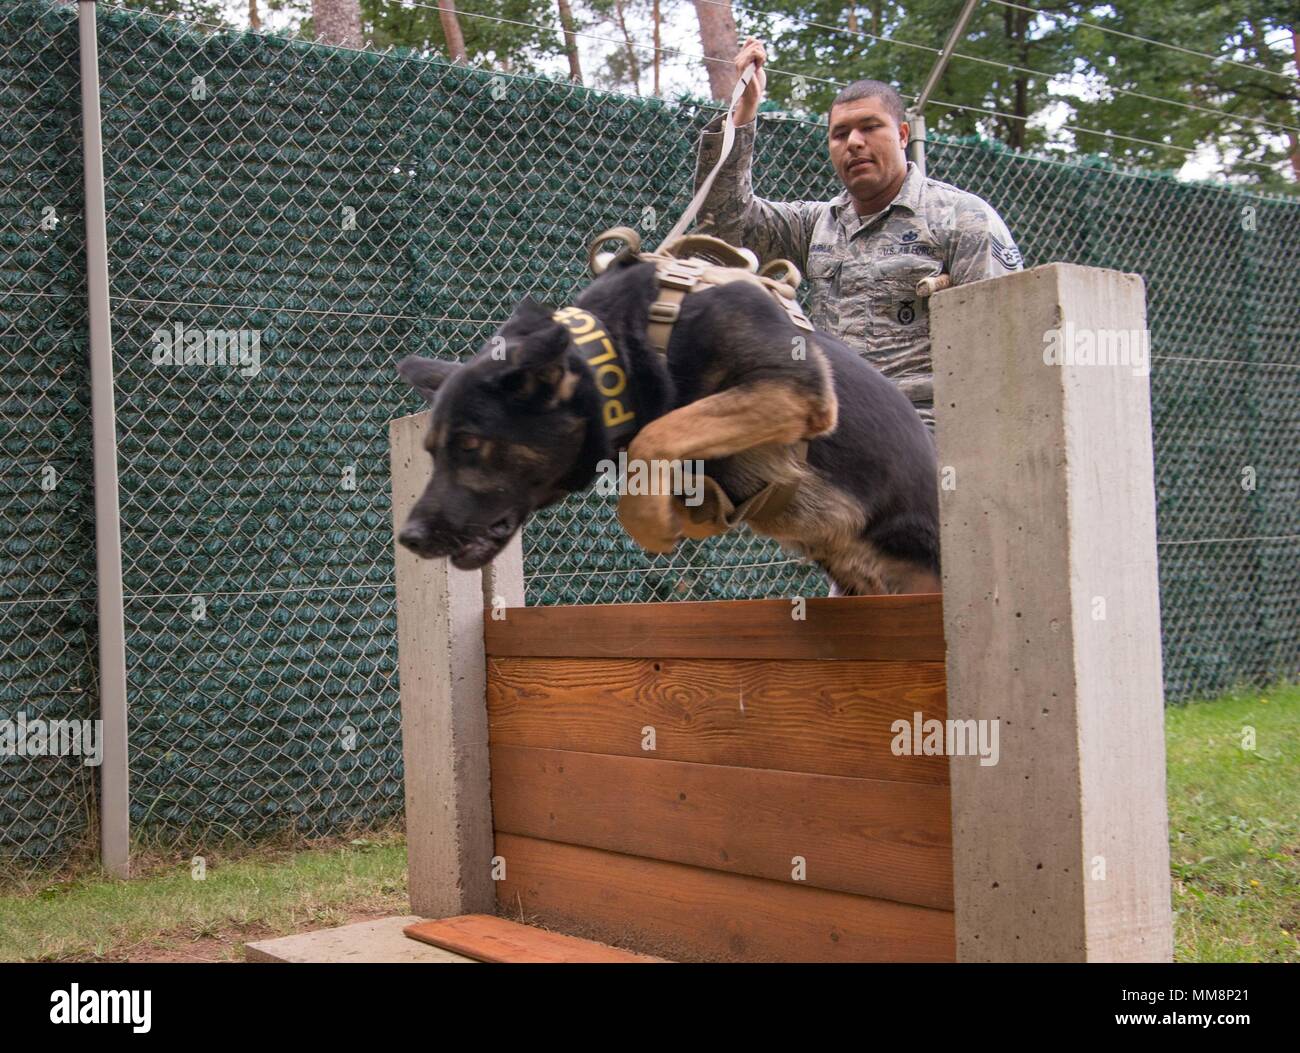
[[389, 411, 525, 918], [79, 0, 131, 879], [932, 263, 1173, 962]]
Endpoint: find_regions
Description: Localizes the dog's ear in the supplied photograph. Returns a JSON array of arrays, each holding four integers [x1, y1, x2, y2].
[[505, 296, 555, 333], [489, 298, 569, 394], [497, 321, 573, 404], [398, 356, 459, 403], [508, 318, 568, 368]]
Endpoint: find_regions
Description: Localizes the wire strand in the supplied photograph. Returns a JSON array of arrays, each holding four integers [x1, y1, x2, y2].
[[389, 0, 1290, 172], [95, 1, 1291, 178], [986, 0, 1298, 83], [923, 97, 1286, 173], [700, 0, 1299, 134], [393, 0, 913, 102]]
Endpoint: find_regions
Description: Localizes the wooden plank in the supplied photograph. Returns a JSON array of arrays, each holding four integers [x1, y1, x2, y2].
[[404, 914, 667, 963], [494, 834, 955, 962], [487, 657, 948, 783], [491, 746, 953, 909], [484, 595, 944, 661]]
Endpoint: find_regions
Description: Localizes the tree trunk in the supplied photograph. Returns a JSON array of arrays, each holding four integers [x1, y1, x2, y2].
[[692, 0, 739, 101], [614, 0, 641, 93], [1291, 29, 1299, 181], [653, 0, 662, 96], [249, 0, 261, 32], [311, 0, 362, 48], [847, 6, 858, 35], [437, 0, 468, 63], [557, 0, 583, 83], [1000, 4, 1028, 149]]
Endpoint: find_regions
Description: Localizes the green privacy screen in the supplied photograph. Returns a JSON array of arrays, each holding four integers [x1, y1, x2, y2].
[[0, 0, 1295, 867], [0, 1, 100, 869]]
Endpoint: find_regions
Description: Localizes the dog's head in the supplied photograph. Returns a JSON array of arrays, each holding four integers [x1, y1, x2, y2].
[[396, 297, 607, 569]]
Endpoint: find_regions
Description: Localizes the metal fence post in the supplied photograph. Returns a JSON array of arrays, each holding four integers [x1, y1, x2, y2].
[[77, 0, 130, 879], [906, 112, 927, 178], [908, 0, 981, 179]]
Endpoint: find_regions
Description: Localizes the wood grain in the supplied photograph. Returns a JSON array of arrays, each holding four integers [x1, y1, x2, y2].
[[404, 914, 668, 963], [491, 745, 953, 909], [487, 656, 949, 783], [494, 834, 956, 962], [484, 594, 945, 661]]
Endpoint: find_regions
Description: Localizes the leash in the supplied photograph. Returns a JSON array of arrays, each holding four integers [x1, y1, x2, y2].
[[659, 62, 956, 303], [573, 57, 940, 537], [658, 59, 758, 247]]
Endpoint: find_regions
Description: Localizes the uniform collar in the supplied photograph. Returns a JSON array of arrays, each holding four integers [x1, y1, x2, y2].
[[831, 160, 924, 225]]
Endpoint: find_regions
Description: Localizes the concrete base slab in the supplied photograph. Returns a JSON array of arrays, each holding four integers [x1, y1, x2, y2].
[[245, 915, 476, 963]]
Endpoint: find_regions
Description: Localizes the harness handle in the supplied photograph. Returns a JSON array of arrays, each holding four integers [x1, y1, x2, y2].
[[588, 226, 643, 275], [758, 257, 802, 294], [588, 58, 756, 274]]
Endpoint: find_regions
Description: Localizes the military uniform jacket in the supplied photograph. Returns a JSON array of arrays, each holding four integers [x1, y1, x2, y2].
[[691, 113, 1024, 427]]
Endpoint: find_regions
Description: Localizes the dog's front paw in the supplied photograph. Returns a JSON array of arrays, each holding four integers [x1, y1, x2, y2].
[[617, 492, 682, 554]]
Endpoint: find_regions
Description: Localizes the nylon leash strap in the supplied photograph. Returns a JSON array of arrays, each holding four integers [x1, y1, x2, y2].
[[659, 60, 757, 247]]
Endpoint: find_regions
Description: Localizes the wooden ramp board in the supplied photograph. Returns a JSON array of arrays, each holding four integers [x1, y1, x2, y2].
[[404, 914, 670, 963]]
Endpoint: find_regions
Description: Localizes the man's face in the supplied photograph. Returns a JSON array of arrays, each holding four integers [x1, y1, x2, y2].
[[828, 97, 909, 204]]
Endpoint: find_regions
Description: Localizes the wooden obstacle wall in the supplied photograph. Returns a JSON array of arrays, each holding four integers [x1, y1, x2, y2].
[[391, 265, 1175, 962], [483, 594, 954, 962]]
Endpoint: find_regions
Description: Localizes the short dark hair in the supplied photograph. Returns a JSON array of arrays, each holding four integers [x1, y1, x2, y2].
[[830, 79, 906, 127]]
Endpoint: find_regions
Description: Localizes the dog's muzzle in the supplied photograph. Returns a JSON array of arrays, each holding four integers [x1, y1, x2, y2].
[[398, 512, 520, 569]]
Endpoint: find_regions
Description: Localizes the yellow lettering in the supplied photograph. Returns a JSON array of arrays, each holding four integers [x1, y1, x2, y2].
[[596, 363, 626, 396], [552, 308, 594, 335], [583, 339, 616, 365], [603, 400, 634, 428]]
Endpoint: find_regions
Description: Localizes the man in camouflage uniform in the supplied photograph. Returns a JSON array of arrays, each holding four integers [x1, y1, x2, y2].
[[692, 38, 1023, 431]]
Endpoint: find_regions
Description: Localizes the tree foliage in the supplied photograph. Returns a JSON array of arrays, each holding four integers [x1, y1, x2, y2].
[[744, 1, 1296, 191], [108, 0, 1300, 191], [362, 0, 566, 70]]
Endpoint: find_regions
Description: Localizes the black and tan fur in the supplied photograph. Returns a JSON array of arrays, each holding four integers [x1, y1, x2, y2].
[[396, 253, 940, 595]]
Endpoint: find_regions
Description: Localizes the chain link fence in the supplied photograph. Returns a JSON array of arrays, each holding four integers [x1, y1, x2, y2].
[[1, 0, 100, 871], [1, 0, 1295, 872]]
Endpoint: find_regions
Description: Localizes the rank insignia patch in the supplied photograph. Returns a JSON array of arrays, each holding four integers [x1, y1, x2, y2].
[[991, 233, 1023, 269]]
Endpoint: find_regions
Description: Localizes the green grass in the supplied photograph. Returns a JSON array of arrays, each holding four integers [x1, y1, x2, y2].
[[1, 685, 1295, 961], [0, 828, 409, 961], [1167, 681, 1299, 962]]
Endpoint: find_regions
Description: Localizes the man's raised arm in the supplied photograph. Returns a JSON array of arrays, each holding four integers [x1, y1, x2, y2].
[[688, 39, 822, 271]]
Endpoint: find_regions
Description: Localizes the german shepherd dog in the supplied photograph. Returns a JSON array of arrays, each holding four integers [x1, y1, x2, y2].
[[396, 252, 940, 595]]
